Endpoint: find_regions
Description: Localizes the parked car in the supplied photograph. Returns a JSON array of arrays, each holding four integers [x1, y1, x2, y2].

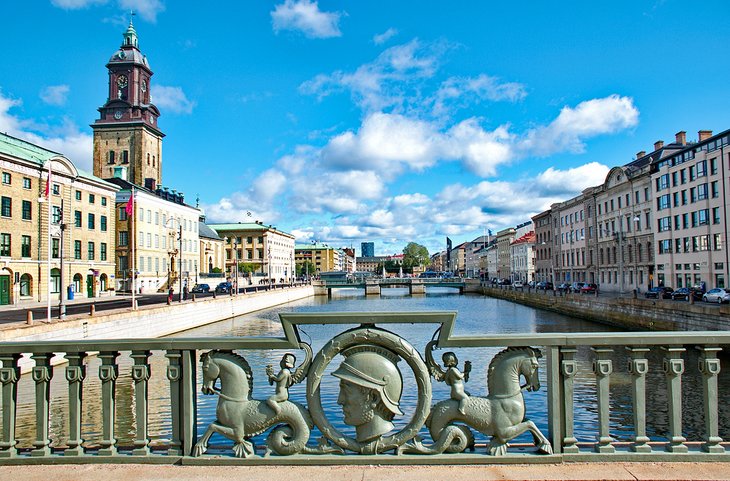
[[497, 278, 512, 285], [191, 283, 210, 293], [536, 281, 554, 290], [580, 283, 598, 294], [670, 287, 702, 301], [644, 286, 674, 299], [556, 282, 571, 292], [513, 281, 524, 288], [702, 288, 730, 304], [569, 282, 585, 293], [527, 281, 536, 288], [215, 282, 233, 293]]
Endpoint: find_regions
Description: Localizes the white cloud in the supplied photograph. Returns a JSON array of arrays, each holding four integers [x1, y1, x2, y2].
[[520, 95, 639, 156], [373, 28, 398, 45], [271, 0, 343, 39], [535, 162, 610, 196], [151, 85, 196, 114], [40, 85, 70, 106], [0, 91, 93, 171], [432, 74, 527, 116], [51, 0, 107, 8], [118, 0, 165, 23]]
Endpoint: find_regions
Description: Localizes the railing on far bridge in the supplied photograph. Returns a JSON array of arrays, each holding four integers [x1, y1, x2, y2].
[[0, 312, 727, 464]]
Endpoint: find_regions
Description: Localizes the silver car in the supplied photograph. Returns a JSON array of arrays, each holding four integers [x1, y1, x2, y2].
[[702, 288, 730, 304]]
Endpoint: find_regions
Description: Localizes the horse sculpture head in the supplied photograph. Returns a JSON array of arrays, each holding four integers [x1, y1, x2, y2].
[[487, 347, 543, 396], [200, 350, 254, 399]]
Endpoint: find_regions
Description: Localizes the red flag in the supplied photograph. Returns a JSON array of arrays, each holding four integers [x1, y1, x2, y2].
[[44, 163, 52, 198], [125, 190, 134, 216]]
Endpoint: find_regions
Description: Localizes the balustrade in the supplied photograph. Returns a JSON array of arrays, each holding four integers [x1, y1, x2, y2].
[[0, 313, 726, 464]]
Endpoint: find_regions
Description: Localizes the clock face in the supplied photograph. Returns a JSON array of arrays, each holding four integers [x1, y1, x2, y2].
[[114, 110, 123, 120], [116, 75, 128, 88], [141, 80, 147, 93]]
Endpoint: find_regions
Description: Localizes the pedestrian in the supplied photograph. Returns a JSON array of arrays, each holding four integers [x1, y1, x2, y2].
[[183, 285, 189, 301], [167, 287, 173, 303]]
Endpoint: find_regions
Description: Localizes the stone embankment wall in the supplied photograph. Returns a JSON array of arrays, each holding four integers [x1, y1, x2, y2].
[[0, 286, 314, 344], [481, 286, 730, 331]]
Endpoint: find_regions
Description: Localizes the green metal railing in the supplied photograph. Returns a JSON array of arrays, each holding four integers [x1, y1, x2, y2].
[[0, 312, 727, 463]]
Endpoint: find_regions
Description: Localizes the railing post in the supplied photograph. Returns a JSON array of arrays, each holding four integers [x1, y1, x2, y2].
[[64, 352, 87, 456], [662, 346, 687, 453], [0, 353, 22, 458], [31, 353, 53, 457], [98, 351, 120, 456], [181, 350, 198, 456], [545, 346, 562, 454], [592, 347, 615, 453], [560, 347, 579, 453], [626, 346, 651, 453], [131, 350, 152, 456], [697, 346, 724, 453], [165, 350, 183, 456]]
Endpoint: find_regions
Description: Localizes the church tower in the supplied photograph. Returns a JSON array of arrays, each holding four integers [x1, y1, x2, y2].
[[92, 20, 164, 188]]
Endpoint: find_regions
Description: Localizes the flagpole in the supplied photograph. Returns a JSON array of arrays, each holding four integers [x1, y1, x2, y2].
[[46, 161, 52, 323], [131, 187, 136, 310]]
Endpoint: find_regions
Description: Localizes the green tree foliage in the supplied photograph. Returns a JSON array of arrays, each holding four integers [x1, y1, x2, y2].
[[402, 242, 429, 269], [296, 261, 316, 277], [237, 263, 260, 274]]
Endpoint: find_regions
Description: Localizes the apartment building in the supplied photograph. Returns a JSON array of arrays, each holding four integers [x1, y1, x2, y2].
[[510, 231, 536, 283], [495, 228, 516, 280], [652, 130, 730, 290], [0, 133, 118, 304], [532, 209, 553, 283]]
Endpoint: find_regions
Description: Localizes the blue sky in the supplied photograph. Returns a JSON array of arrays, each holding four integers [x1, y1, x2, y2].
[[1, 1, 729, 256]]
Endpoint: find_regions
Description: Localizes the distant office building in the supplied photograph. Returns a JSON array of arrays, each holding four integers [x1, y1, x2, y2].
[[361, 242, 375, 257]]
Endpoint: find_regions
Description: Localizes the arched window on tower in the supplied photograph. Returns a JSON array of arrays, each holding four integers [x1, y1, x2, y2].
[[147, 153, 150, 166], [152, 155, 156, 167]]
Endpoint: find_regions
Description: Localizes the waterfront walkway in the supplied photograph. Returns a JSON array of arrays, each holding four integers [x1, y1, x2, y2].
[[1, 462, 729, 481]]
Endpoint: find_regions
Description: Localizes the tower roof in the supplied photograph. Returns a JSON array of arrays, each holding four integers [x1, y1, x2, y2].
[[107, 19, 149, 69]]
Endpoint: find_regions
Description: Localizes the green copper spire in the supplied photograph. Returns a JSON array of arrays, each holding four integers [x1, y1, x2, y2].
[[122, 15, 138, 48]]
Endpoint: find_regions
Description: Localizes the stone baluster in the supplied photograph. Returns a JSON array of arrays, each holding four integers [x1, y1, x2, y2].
[[560, 347, 579, 453], [626, 347, 651, 453], [31, 353, 53, 457], [592, 347, 614, 453], [166, 350, 183, 456], [98, 351, 119, 456], [131, 350, 152, 456], [64, 352, 87, 456], [697, 346, 724, 453], [662, 347, 687, 453], [0, 353, 22, 458]]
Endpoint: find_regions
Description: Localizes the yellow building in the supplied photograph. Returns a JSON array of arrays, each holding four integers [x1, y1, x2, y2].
[[295, 243, 342, 275], [0, 133, 118, 305], [198, 220, 225, 277]]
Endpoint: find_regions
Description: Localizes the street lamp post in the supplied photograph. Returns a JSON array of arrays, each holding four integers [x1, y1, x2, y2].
[[165, 218, 183, 303], [233, 240, 239, 295]]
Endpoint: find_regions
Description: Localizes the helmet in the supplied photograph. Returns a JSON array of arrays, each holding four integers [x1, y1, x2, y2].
[[332, 345, 403, 416]]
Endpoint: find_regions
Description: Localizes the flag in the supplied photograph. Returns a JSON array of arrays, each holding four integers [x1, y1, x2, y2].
[[446, 237, 452, 266], [125, 189, 135, 216], [488, 229, 493, 237], [44, 162, 52, 198]]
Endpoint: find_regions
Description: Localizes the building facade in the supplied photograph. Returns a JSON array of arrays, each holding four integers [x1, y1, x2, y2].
[[510, 231, 536, 283], [496, 228, 516, 281], [532, 209, 553, 283], [199, 220, 225, 277], [0, 133, 118, 305], [552, 195, 588, 284], [361, 242, 375, 257]]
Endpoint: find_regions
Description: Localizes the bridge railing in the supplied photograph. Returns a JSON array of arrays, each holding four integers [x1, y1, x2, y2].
[[0, 322, 727, 463]]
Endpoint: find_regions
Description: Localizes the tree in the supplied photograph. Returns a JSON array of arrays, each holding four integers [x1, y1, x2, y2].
[[402, 242, 429, 269], [296, 261, 316, 277]]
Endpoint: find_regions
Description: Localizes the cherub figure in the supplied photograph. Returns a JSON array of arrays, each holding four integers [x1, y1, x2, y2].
[[426, 340, 472, 415], [265, 353, 296, 415], [442, 352, 471, 414]]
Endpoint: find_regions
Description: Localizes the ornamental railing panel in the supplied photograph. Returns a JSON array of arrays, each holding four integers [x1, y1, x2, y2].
[[0, 311, 727, 463]]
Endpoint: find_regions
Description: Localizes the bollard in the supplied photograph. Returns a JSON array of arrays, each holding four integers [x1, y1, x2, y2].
[[26, 310, 33, 325], [90, 304, 95, 316]]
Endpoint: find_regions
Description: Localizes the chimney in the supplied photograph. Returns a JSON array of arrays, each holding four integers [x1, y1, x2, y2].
[[144, 178, 156, 191], [654, 140, 664, 150], [675, 131, 686, 145], [636, 150, 646, 159], [698, 130, 713, 142]]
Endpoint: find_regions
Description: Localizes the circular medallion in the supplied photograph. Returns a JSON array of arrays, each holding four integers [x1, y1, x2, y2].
[[306, 326, 431, 454], [114, 110, 123, 120]]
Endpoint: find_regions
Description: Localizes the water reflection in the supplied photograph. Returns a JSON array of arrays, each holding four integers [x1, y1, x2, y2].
[[2, 289, 728, 451]]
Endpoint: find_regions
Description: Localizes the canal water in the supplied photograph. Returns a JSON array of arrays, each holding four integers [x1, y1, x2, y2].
[[4, 287, 729, 451]]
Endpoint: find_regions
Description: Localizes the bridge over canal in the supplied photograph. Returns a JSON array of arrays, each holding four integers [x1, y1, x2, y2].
[[313, 277, 468, 296]]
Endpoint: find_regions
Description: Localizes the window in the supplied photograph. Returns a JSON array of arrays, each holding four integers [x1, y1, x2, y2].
[[22, 200, 31, 220], [23, 177, 31, 189], [139, 231, 144, 247], [689, 165, 696, 181], [698, 209, 709, 226], [108, 151, 115, 164], [88, 242, 95, 260], [75, 190, 81, 201], [101, 243, 107, 261], [675, 239, 682, 253], [155, 212, 159, 225], [52, 184, 60, 195], [100, 215, 107, 232], [1, 197, 11, 217], [2, 172, 10, 184], [101, 197, 107, 206], [710, 157, 718, 175], [74, 211, 82, 228], [52, 238, 59, 258], [89, 193, 95, 204], [635, 191, 640, 204], [713, 207, 721, 224], [671, 172, 678, 187], [673, 192, 679, 207], [74, 240, 81, 259], [644, 187, 650, 201], [119, 231, 128, 247], [122, 150, 129, 164], [52, 205, 62, 224], [681, 190, 687, 205], [696, 160, 707, 177], [119, 207, 127, 221], [657, 174, 669, 191], [657, 194, 670, 210], [21, 235, 31, 257], [673, 215, 680, 230], [680, 169, 687, 184], [697, 183, 708, 200], [147, 209, 152, 223], [711, 181, 719, 198], [88, 213, 95, 229], [0, 233, 10, 256], [147, 233, 152, 248], [50, 268, 60, 293], [658, 239, 672, 254], [713, 234, 722, 251]]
